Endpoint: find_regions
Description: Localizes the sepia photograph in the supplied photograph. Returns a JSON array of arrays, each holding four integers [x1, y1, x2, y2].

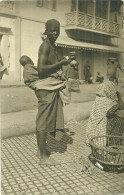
[[0, 0, 124, 194]]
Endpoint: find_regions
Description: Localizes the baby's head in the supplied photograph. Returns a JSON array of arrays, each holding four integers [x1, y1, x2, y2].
[[20, 55, 34, 67], [69, 51, 76, 60], [70, 60, 79, 70]]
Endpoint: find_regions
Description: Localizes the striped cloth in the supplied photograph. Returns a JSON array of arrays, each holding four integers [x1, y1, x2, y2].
[[86, 81, 118, 144]]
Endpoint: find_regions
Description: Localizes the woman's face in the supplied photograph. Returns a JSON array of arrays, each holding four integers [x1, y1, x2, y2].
[[47, 27, 60, 42]]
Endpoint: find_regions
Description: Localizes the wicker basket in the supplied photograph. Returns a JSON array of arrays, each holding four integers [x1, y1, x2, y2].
[[89, 136, 124, 172]]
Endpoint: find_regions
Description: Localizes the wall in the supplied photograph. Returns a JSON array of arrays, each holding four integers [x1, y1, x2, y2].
[[0, 16, 16, 81], [15, 0, 70, 26], [20, 19, 43, 79]]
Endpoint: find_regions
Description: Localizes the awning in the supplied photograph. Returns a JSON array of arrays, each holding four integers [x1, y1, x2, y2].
[[56, 36, 124, 53]]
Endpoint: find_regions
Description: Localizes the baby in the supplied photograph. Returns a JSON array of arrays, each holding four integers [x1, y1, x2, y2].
[[20, 55, 39, 87], [20, 55, 66, 89], [20, 55, 71, 104]]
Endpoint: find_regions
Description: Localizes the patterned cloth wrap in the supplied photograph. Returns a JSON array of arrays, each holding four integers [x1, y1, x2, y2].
[[86, 81, 118, 144]]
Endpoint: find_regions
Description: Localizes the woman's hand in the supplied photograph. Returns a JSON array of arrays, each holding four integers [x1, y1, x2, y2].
[[61, 72, 67, 81], [116, 91, 121, 99], [60, 59, 70, 66], [115, 110, 124, 119], [106, 104, 120, 119]]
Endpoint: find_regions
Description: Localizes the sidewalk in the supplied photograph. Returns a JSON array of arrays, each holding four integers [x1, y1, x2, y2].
[[1, 101, 94, 139], [1, 120, 124, 195]]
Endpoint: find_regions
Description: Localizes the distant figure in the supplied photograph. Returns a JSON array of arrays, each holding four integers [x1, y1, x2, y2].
[[115, 62, 124, 85], [83, 61, 93, 84], [0, 53, 6, 80], [67, 51, 79, 80], [96, 72, 104, 83], [66, 51, 80, 92], [107, 58, 124, 85]]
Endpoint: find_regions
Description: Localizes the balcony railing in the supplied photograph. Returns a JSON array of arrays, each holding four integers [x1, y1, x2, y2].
[[65, 12, 120, 36]]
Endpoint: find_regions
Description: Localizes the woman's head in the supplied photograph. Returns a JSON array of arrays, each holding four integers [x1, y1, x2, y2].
[[44, 19, 60, 42], [96, 81, 117, 100]]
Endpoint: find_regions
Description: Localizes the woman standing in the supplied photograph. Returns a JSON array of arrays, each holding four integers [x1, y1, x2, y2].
[[35, 19, 70, 165]]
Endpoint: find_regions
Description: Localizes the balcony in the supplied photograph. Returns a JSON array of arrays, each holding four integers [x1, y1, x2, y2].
[[65, 12, 120, 37]]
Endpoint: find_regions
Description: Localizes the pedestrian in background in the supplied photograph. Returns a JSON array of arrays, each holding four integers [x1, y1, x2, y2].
[[0, 53, 6, 80], [107, 58, 124, 85], [83, 61, 93, 84], [66, 51, 80, 92], [95, 72, 104, 83]]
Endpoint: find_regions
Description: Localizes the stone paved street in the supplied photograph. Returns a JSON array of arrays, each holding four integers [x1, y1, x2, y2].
[[1, 120, 124, 195]]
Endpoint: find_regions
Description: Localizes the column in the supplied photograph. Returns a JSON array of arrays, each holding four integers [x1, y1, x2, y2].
[[107, 0, 110, 21], [15, 17, 21, 81], [94, 0, 96, 17], [93, 0, 96, 29], [107, 0, 110, 33], [76, 0, 78, 25]]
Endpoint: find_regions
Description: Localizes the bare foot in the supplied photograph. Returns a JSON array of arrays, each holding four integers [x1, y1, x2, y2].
[[36, 148, 40, 157], [36, 149, 51, 157], [39, 156, 61, 166]]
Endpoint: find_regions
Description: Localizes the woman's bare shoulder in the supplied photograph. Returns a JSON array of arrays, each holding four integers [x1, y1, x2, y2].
[[38, 39, 50, 53]]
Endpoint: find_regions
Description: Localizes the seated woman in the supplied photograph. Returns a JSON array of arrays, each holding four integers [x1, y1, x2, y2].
[[86, 81, 124, 145], [106, 91, 124, 137]]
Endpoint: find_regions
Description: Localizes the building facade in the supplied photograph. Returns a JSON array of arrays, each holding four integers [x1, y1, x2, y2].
[[0, 0, 124, 82]]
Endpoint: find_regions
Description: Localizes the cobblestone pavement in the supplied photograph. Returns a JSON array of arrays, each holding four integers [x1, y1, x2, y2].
[[1, 120, 124, 195]]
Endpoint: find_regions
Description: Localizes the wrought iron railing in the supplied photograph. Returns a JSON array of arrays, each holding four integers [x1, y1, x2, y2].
[[65, 12, 120, 36]]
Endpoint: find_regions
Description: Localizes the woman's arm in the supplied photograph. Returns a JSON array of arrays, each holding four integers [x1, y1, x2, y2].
[[106, 104, 120, 119], [37, 42, 70, 74], [116, 91, 124, 109]]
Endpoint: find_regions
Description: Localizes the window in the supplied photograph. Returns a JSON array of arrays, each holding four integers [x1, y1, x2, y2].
[[96, 0, 108, 19], [71, 0, 76, 12], [37, 0, 44, 7], [37, 0, 56, 11], [51, 0, 56, 11], [78, 0, 88, 13], [110, 0, 123, 12]]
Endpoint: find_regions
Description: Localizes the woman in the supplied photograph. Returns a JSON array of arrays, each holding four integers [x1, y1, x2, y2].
[[35, 19, 70, 165], [86, 81, 124, 144], [106, 91, 124, 137]]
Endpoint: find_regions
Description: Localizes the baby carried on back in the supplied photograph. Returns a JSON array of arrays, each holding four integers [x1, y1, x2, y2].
[[20, 55, 70, 104]]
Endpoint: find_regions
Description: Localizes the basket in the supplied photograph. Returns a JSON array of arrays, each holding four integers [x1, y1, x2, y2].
[[89, 135, 124, 172]]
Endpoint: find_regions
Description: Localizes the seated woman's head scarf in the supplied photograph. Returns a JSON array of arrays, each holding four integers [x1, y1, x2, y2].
[[96, 81, 117, 100], [86, 81, 118, 143]]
